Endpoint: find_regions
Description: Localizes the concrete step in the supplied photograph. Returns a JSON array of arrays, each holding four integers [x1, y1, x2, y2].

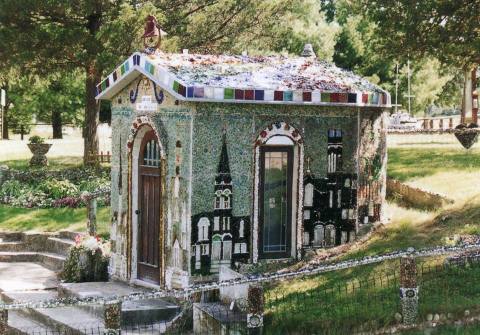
[[0, 289, 59, 304], [7, 310, 59, 335], [0, 252, 66, 271], [46, 237, 75, 256], [24, 306, 105, 335], [59, 281, 181, 327], [0, 241, 26, 252]]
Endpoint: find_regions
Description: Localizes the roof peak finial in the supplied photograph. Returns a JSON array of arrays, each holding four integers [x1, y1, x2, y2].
[[301, 43, 316, 58], [142, 15, 167, 54]]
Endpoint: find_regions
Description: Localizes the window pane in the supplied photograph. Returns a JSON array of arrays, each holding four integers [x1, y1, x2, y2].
[[263, 150, 289, 253]]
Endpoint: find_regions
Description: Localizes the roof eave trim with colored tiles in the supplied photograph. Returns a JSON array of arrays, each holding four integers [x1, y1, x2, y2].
[[95, 52, 392, 108]]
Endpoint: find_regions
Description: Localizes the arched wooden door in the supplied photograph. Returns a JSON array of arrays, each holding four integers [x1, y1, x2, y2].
[[137, 130, 161, 284]]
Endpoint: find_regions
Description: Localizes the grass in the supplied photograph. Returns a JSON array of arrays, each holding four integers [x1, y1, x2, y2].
[[1, 156, 84, 170], [265, 143, 480, 333], [0, 205, 110, 236], [388, 147, 480, 182]]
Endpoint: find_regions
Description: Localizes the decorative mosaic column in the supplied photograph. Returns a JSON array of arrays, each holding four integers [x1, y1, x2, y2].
[[104, 300, 122, 335], [0, 308, 8, 335], [400, 256, 418, 325], [87, 197, 97, 236], [247, 284, 264, 334]]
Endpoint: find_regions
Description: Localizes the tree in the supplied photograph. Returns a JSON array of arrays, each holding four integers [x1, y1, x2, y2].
[[0, 0, 310, 164], [358, 0, 480, 120]]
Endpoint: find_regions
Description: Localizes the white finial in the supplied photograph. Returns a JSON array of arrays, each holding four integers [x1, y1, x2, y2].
[[301, 43, 316, 58], [183, 49, 189, 55]]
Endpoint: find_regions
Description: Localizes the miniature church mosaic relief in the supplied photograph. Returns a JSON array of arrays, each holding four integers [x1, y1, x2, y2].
[[190, 132, 250, 275]]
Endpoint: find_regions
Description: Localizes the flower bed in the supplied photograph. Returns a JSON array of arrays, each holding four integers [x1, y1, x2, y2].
[[61, 234, 111, 282], [0, 166, 110, 208]]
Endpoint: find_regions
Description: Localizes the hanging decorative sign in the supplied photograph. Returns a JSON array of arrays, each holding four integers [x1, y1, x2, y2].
[[136, 95, 157, 112]]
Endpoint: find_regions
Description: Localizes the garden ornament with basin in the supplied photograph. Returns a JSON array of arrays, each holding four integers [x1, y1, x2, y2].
[[27, 136, 52, 166]]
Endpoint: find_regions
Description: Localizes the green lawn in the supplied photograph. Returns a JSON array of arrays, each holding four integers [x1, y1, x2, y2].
[[265, 145, 480, 333], [388, 147, 480, 182], [0, 205, 110, 236], [1, 156, 108, 170]]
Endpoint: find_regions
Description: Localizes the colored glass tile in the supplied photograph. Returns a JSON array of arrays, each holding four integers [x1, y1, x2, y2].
[[331, 93, 340, 103], [321, 93, 330, 102], [254, 90, 264, 100], [303, 92, 312, 101], [245, 90, 254, 100], [124, 61, 130, 72], [194, 87, 204, 98], [173, 81, 180, 92], [274, 91, 283, 101], [362, 93, 368, 104], [339, 93, 348, 103], [224, 88, 234, 99], [283, 91, 293, 101], [178, 84, 186, 97], [348, 93, 357, 103], [101, 80, 107, 91], [120, 64, 125, 75], [235, 89, 244, 100], [187, 87, 194, 98], [133, 55, 140, 66], [372, 93, 379, 104], [112, 71, 117, 82]]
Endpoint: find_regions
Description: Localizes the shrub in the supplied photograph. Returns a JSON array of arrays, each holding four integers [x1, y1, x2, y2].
[[0, 180, 25, 197], [61, 234, 110, 282], [28, 135, 45, 144], [37, 179, 79, 199], [52, 196, 82, 208]]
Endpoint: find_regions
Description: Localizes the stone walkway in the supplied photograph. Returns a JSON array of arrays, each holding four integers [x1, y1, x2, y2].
[[0, 262, 58, 292]]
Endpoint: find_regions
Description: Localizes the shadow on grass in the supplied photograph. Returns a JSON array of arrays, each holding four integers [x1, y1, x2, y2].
[[344, 197, 480, 261]]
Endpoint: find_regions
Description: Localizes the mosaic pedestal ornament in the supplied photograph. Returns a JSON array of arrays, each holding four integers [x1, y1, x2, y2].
[[247, 285, 264, 331], [27, 143, 52, 166], [0, 308, 7, 335], [104, 301, 122, 335], [400, 256, 418, 325]]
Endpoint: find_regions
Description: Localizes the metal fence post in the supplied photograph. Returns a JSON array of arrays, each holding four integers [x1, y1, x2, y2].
[[400, 256, 419, 325], [87, 197, 97, 236], [104, 300, 121, 335], [0, 307, 7, 335], [247, 284, 264, 334]]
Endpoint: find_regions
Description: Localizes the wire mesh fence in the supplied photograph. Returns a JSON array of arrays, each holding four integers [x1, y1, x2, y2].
[[5, 254, 480, 334]]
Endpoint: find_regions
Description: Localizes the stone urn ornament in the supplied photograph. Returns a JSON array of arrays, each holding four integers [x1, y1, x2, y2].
[[27, 136, 52, 166], [454, 123, 479, 149]]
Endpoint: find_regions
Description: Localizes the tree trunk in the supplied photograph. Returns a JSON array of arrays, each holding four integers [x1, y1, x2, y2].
[[2, 105, 8, 140], [51, 109, 63, 139], [461, 67, 473, 125], [84, 62, 101, 166]]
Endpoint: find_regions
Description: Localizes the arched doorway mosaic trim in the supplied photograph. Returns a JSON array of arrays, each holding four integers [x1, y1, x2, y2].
[[252, 122, 304, 263], [126, 115, 166, 288], [126, 115, 165, 156]]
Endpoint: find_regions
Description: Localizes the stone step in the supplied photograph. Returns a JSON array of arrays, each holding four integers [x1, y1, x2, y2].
[[46, 237, 75, 256], [0, 252, 66, 271], [0, 232, 23, 242], [0, 241, 26, 252], [57, 230, 81, 241]]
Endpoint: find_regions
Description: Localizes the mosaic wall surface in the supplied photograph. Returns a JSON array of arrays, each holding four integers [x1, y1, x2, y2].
[[110, 78, 192, 287], [108, 76, 387, 281]]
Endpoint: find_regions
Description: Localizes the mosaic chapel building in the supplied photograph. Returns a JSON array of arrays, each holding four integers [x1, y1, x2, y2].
[[96, 38, 391, 289]]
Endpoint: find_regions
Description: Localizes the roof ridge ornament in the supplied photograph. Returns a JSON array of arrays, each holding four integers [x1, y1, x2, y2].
[[301, 43, 316, 58], [142, 15, 167, 54]]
